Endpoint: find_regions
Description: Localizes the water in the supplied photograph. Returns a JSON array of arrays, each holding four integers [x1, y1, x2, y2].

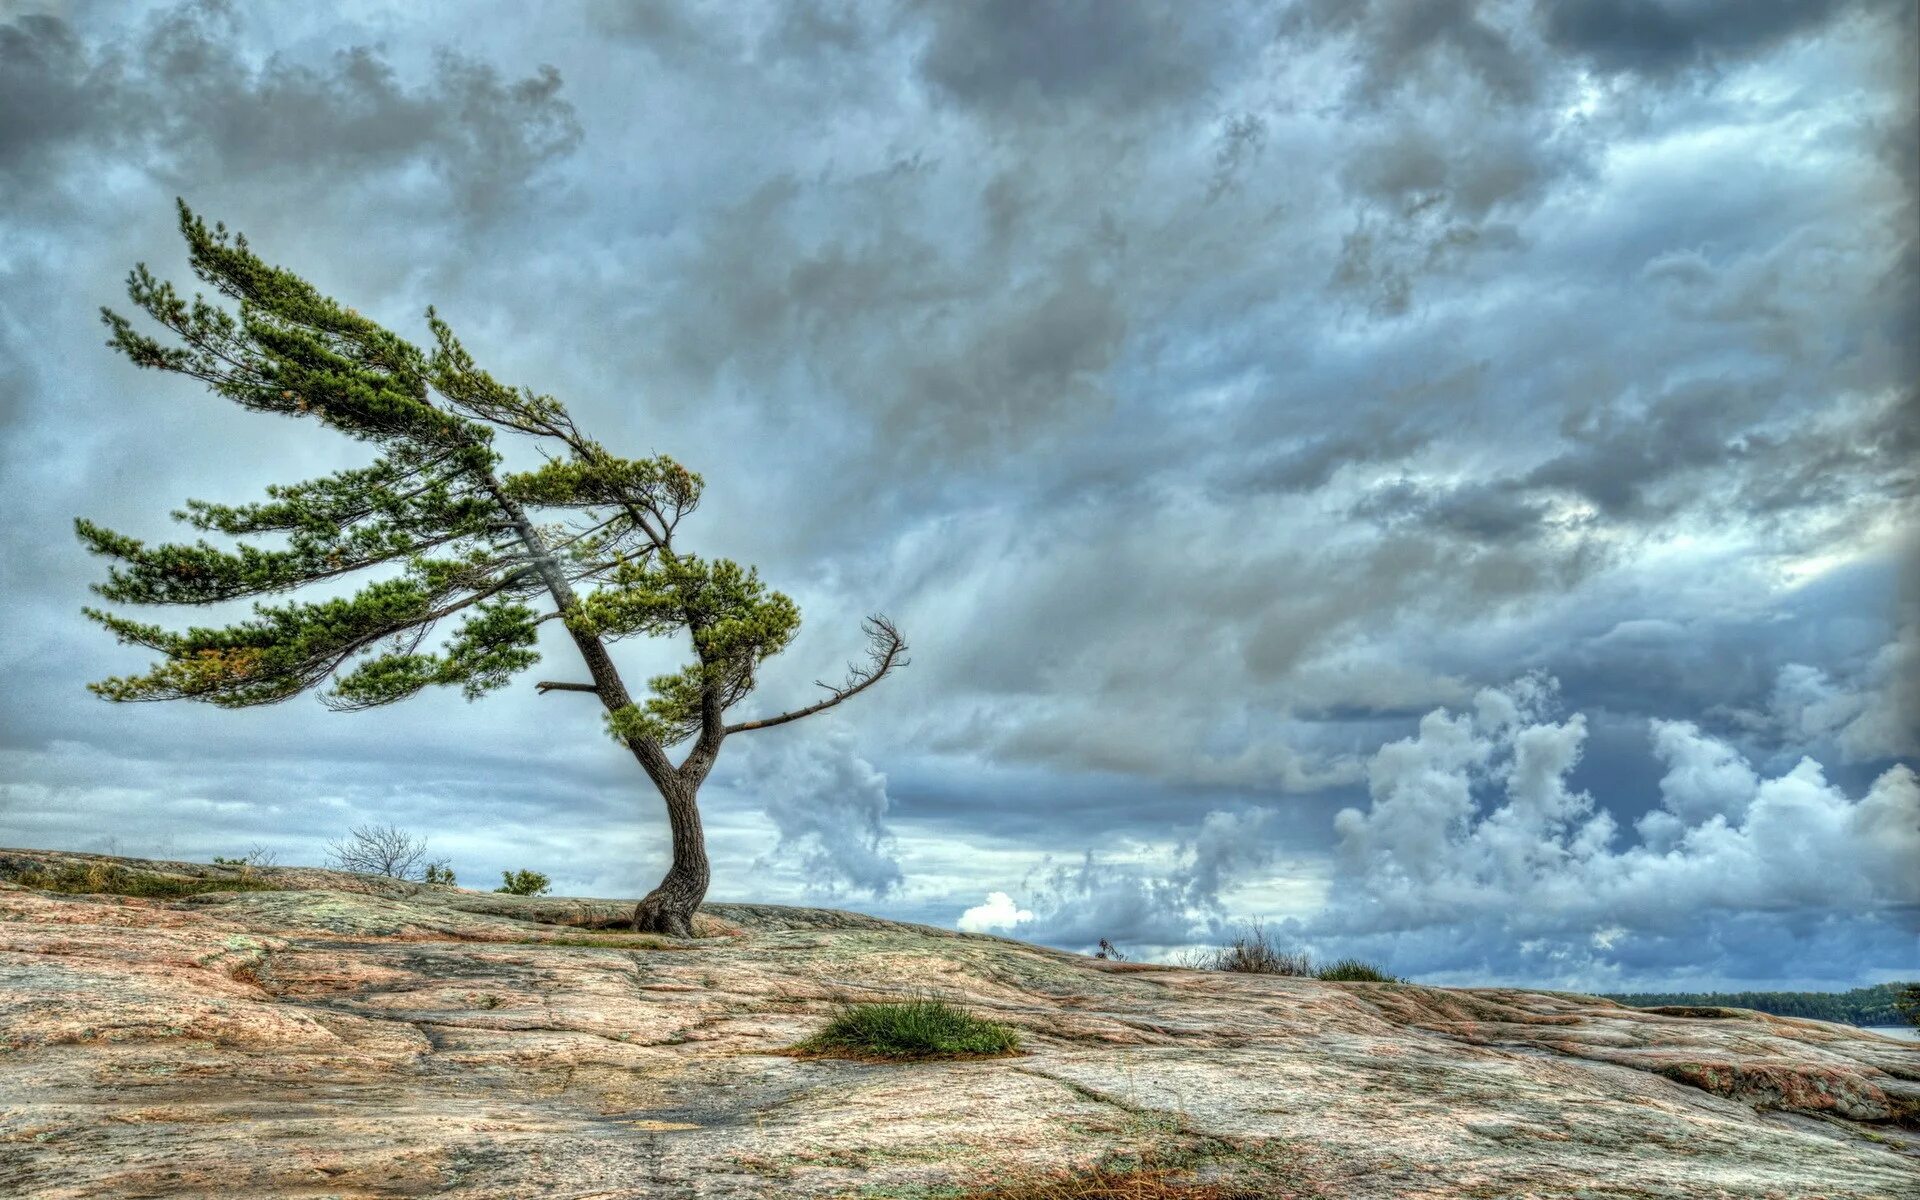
[[1862, 1025, 1919, 1042]]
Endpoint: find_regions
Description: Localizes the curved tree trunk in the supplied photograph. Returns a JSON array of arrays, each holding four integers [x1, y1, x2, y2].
[[632, 778, 710, 936]]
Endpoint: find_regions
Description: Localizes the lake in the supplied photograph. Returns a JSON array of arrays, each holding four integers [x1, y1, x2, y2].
[[1862, 1025, 1918, 1042]]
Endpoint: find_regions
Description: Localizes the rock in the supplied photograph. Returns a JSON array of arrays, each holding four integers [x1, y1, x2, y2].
[[0, 848, 1914, 1198]]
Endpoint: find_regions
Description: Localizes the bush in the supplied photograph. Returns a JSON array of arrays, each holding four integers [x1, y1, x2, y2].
[[794, 998, 1021, 1061], [495, 869, 552, 896], [326, 823, 453, 884], [1314, 958, 1400, 983], [211, 844, 279, 869], [1200, 923, 1312, 976]]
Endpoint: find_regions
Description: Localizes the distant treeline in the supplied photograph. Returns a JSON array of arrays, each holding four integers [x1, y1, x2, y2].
[[1602, 982, 1914, 1027]]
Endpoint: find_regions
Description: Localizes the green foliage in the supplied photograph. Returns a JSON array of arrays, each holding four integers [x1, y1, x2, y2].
[[794, 998, 1021, 1061], [423, 863, 457, 886], [502, 451, 701, 513], [577, 554, 800, 746], [1604, 983, 1917, 1027], [77, 200, 856, 749], [1897, 983, 1920, 1028], [496, 869, 552, 896], [9, 861, 278, 898], [1313, 958, 1400, 983], [327, 599, 540, 709]]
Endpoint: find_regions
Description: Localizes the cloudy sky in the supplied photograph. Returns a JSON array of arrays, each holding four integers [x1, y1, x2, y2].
[[2, 0, 1914, 992]]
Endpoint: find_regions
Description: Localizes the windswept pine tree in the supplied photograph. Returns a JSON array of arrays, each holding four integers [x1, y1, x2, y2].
[[78, 202, 906, 935]]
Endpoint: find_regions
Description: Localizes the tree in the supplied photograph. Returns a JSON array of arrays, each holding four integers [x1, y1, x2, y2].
[[496, 869, 552, 897], [325, 822, 449, 883], [79, 202, 907, 935]]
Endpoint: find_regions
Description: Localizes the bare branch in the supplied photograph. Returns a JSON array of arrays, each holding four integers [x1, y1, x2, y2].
[[535, 680, 600, 695], [325, 823, 435, 880], [723, 616, 907, 735]]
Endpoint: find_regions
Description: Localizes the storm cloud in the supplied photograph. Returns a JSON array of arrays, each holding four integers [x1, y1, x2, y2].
[[1, 0, 1912, 989]]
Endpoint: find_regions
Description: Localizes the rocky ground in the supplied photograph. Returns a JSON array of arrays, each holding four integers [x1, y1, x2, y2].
[[1, 848, 1915, 1199]]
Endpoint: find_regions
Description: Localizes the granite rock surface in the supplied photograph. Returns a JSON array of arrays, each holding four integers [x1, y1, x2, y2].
[[2, 849, 1916, 1199]]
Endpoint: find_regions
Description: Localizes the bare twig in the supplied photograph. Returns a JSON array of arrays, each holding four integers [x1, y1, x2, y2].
[[724, 616, 908, 735]]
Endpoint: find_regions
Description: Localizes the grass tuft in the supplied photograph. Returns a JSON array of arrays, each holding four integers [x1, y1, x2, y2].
[[793, 997, 1021, 1061], [8, 861, 278, 899], [1312, 958, 1399, 983], [1180, 924, 1400, 983], [1196, 923, 1312, 976]]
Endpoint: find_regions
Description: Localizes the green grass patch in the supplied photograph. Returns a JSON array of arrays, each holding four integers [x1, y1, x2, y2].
[[1313, 958, 1400, 983], [794, 998, 1021, 1062], [9, 861, 279, 899]]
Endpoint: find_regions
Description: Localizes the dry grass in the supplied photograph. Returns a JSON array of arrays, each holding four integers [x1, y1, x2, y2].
[[1195, 923, 1312, 976], [515, 933, 683, 950], [945, 1163, 1280, 1199], [7, 861, 278, 899]]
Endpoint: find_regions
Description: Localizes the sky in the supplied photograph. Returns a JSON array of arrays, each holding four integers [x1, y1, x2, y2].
[[1, 0, 1914, 992]]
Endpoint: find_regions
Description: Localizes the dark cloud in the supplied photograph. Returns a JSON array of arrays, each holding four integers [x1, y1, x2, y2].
[[913, 0, 1230, 116], [638, 166, 1128, 462], [1286, 0, 1540, 108], [1541, 0, 1856, 78], [1351, 479, 1550, 541], [0, 15, 95, 175], [0, 3, 579, 216]]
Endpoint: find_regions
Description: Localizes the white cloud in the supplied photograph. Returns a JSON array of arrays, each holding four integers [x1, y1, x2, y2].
[[1311, 677, 1920, 986], [948, 808, 1281, 949], [957, 890, 1033, 933]]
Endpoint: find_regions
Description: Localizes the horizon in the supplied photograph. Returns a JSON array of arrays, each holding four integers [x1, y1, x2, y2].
[[1, 1, 1915, 995]]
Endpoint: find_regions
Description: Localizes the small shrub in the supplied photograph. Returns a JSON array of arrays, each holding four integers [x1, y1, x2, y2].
[[794, 997, 1021, 1061], [1202, 923, 1312, 976], [1314, 958, 1400, 983], [326, 823, 452, 883], [211, 844, 279, 869], [495, 869, 552, 896], [1094, 938, 1128, 962]]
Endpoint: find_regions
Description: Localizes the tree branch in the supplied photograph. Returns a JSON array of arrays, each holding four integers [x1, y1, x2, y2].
[[535, 681, 600, 695], [723, 616, 907, 735]]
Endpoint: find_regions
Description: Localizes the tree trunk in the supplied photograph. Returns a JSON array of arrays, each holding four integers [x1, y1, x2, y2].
[[631, 777, 710, 936]]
